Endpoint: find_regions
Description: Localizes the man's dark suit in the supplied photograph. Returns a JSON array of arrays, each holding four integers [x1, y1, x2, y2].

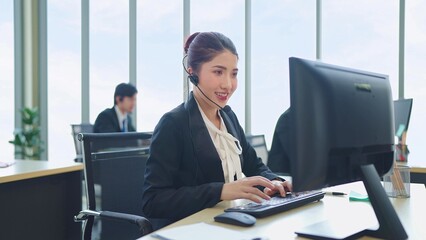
[[93, 107, 136, 133], [141, 92, 283, 227]]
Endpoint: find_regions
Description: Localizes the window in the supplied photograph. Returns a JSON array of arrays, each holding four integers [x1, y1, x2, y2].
[[322, 1, 399, 100], [405, 1, 426, 166], [251, 0, 316, 147], [191, 0, 246, 126], [48, 0, 81, 162], [136, 0, 183, 131], [90, 0, 129, 124], [0, 1, 15, 160]]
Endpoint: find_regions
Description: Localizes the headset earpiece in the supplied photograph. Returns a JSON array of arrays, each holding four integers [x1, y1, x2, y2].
[[183, 55, 199, 86], [189, 75, 199, 86]]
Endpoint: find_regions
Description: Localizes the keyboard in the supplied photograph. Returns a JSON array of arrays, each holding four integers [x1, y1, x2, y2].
[[224, 190, 325, 218]]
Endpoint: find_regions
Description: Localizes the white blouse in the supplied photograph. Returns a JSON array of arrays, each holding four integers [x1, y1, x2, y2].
[[196, 102, 243, 183]]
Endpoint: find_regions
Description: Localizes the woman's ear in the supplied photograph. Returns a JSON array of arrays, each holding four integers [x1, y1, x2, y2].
[[188, 67, 194, 75]]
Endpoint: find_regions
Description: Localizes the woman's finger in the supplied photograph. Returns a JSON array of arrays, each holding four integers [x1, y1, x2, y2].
[[245, 176, 275, 189], [245, 186, 270, 200]]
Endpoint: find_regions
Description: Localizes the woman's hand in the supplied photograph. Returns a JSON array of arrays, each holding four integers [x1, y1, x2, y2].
[[264, 180, 293, 197], [220, 176, 276, 203]]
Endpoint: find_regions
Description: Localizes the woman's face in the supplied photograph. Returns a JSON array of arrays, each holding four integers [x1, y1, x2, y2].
[[193, 50, 238, 109]]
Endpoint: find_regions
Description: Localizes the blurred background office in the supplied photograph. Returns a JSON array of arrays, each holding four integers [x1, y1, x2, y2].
[[0, 0, 425, 167]]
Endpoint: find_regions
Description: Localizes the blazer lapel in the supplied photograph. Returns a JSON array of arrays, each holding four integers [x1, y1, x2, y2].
[[185, 93, 225, 183]]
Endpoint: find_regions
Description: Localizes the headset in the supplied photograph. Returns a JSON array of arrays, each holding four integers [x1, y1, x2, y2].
[[182, 55, 223, 110], [188, 74, 199, 86]]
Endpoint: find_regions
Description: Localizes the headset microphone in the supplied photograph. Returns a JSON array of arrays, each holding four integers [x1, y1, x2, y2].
[[194, 82, 223, 110]]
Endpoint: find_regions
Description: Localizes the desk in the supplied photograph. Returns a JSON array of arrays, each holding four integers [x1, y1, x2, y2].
[[410, 166, 426, 185], [0, 160, 83, 240], [410, 167, 426, 174], [407, 158, 426, 185], [139, 182, 426, 240]]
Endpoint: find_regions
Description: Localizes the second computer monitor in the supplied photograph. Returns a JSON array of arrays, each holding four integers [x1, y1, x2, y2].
[[394, 98, 413, 139]]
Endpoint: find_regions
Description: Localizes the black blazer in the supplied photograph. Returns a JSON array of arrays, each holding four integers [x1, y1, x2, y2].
[[141, 92, 282, 225], [93, 107, 136, 133], [268, 108, 292, 174]]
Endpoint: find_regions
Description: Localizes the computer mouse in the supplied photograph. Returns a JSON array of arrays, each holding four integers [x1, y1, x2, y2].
[[214, 212, 256, 227]]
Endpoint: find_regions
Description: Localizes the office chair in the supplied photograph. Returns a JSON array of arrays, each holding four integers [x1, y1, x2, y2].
[[246, 134, 269, 165], [71, 123, 94, 162], [74, 132, 153, 240]]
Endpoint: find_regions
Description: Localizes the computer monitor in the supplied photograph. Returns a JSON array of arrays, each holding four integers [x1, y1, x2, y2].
[[394, 98, 413, 139], [287, 57, 407, 239]]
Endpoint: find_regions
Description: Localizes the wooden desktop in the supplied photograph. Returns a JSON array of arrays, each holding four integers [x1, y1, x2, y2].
[[139, 181, 426, 240]]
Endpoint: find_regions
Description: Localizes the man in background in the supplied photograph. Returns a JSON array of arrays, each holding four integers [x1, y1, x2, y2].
[[94, 83, 137, 133]]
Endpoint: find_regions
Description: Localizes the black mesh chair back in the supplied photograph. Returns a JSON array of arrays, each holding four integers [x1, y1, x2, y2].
[[76, 132, 152, 240], [246, 134, 269, 165], [71, 124, 94, 162]]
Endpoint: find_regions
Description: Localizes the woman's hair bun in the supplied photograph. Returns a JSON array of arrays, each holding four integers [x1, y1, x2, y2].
[[184, 32, 200, 54]]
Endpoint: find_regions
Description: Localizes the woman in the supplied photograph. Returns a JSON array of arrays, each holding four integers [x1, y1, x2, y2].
[[141, 32, 292, 228]]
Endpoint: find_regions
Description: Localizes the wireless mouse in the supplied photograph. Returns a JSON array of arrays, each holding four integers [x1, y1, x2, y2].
[[214, 212, 256, 227]]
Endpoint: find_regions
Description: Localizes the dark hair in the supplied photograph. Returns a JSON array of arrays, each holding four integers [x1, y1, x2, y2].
[[184, 32, 238, 74], [114, 83, 138, 105]]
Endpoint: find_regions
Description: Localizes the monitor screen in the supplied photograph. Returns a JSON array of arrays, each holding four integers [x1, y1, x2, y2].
[[287, 57, 407, 239], [393, 98, 413, 138]]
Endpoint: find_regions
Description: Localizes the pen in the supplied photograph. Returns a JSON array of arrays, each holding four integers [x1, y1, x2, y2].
[[325, 191, 346, 196]]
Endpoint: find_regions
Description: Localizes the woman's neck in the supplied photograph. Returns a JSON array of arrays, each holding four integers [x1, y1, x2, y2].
[[194, 92, 221, 128]]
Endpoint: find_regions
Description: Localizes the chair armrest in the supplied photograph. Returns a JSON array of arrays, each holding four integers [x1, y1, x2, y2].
[[74, 209, 153, 236], [100, 211, 153, 235], [74, 209, 100, 222]]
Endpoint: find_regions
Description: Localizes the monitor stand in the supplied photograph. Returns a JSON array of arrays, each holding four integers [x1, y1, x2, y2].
[[295, 164, 408, 240]]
